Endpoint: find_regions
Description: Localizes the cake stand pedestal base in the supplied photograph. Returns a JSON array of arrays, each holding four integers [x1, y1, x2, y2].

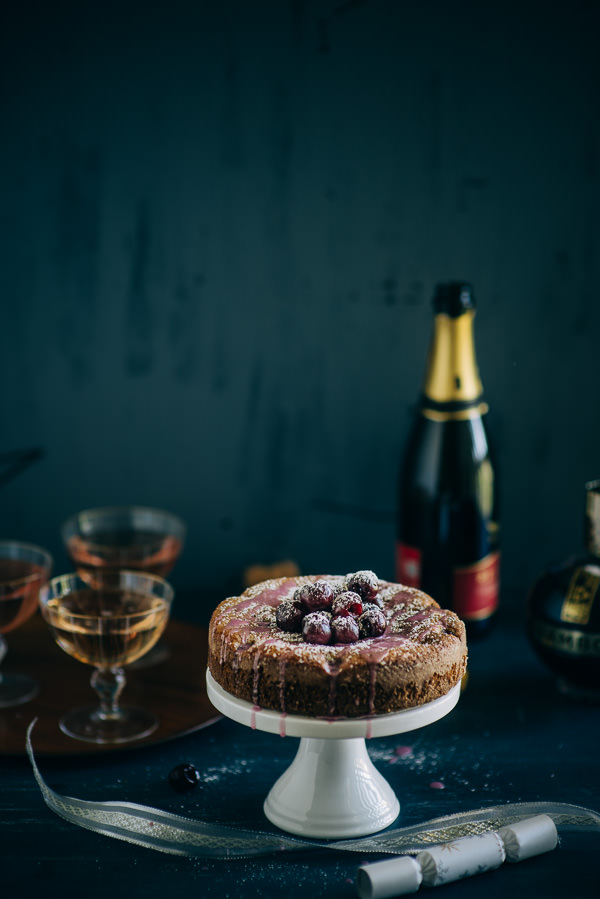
[[264, 736, 400, 837], [206, 671, 460, 839]]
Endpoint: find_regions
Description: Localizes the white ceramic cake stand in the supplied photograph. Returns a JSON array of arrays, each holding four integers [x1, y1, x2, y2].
[[206, 670, 461, 839]]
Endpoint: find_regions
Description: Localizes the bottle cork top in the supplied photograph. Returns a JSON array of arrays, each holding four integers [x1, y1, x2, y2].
[[434, 282, 476, 317]]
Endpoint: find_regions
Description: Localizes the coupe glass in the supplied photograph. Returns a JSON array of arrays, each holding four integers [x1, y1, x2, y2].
[[39, 570, 174, 744], [61, 506, 186, 583], [0, 540, 53, 707], [61, 506, 184, 668]]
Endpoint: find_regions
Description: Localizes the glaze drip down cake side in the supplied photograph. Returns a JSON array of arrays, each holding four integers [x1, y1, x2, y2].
[[207, 571, 467, 719]]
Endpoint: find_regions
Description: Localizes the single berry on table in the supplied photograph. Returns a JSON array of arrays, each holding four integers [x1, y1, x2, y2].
[[276, 598, 304, 632], [358, 606, 387, 639], [332, 590, 363, 618], [169, 763, 201, 793], [302, 611, 332, 644], [331, 615, 360, 644]]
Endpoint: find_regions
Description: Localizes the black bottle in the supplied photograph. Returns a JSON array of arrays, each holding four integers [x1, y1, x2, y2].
[[396, 282, 500, 637], [527, 480, 600, 701]]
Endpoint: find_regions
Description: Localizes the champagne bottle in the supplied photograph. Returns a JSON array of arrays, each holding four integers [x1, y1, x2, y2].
[[396, 281, 500, 637]]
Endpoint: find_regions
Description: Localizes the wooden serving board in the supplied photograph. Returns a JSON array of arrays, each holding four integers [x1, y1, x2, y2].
[[0, 613, 220, 756]]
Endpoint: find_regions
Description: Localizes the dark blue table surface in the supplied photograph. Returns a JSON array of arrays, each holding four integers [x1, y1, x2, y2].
[[2, 592, 599, 899]]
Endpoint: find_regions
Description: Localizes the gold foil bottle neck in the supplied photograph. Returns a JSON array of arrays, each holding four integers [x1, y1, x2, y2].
[[422, 309, 483, 406]]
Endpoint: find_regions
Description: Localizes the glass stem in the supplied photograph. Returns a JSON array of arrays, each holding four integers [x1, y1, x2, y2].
[[91, 667, 126, 720]]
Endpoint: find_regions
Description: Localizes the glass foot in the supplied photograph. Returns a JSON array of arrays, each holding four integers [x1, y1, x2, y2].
[[0, 672, 39, 708], [60, 706, 159, 744]]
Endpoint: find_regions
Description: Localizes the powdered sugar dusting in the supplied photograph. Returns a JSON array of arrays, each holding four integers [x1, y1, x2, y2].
[[209, 574, 466, 718], [368, 735, 502, 796]]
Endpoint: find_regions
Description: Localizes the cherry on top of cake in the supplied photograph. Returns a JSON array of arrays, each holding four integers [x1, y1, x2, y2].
[[275, 570, 387, 646]]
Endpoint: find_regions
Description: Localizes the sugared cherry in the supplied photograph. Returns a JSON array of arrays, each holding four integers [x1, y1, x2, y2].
[[331, 615, 360, 644], [358, 606, 387, 638], [293, 583, 313, 607], [366, 594, 384, 610], [276, 598, 304, 632], [346, 570, 379, 601], [302, 611, 332, 644], [299, 581, 334, 613], [332, 590, 363, 618], [169, 763, 201, 793]]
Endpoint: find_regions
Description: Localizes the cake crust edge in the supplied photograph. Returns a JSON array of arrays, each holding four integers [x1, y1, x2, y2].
[[208, 575, 467, 718]]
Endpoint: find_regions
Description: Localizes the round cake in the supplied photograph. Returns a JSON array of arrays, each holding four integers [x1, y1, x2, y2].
[[208, 571, 467, 718]]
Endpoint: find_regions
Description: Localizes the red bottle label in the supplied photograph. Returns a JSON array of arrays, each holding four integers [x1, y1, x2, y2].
[[453, 551, 500, 621], [396, 543, 422, 588], [396, 543, 500, 621]]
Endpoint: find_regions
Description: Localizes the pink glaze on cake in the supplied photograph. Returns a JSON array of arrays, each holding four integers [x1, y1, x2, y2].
[[207, 574, 467, 719]]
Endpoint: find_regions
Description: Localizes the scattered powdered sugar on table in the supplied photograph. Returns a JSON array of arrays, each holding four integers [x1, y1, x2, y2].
[[368, 734, 500, 794], [201, 757, 252, 784], [369, 740, 443, 771], [188, 858, 353, 897]]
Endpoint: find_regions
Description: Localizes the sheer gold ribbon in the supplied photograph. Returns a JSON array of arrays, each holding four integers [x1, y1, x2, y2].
[[26, 721, 600, 859]]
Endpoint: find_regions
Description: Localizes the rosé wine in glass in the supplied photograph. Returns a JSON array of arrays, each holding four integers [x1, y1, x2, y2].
[[61, 506, 185, 583], [0, 541, 53, 707]]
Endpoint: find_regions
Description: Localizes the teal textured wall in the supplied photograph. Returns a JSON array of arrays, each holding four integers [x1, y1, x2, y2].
[[1, 0, 598, 606]]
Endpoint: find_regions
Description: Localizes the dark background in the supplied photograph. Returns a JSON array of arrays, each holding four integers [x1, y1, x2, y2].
[[1, 0, 598, 611]]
